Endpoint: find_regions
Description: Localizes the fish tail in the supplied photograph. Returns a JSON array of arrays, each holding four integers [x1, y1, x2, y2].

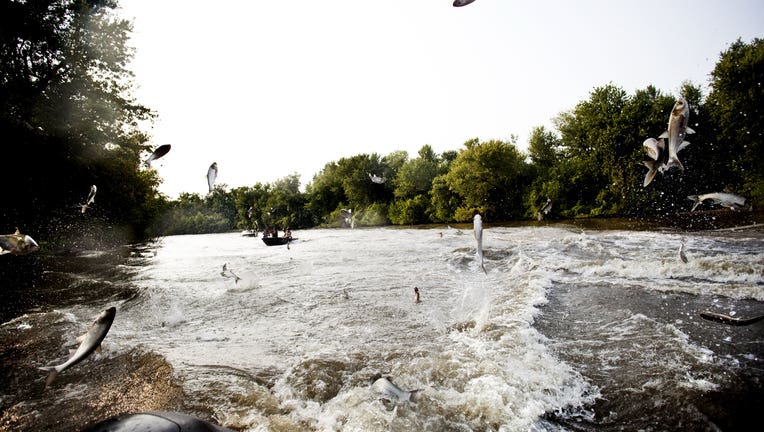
[[642, 161, 658, 187], [409, 389, 421, 402], [687, 195, 701, 211], [39, 366, 59, 386], [667, 155, 684, 171]]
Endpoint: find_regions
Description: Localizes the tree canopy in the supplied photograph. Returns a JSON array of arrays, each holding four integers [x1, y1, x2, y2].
[[2, 1, 762, 241]]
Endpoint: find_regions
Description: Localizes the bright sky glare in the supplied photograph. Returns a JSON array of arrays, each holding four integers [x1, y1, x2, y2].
[[117, 0, 764, 198]]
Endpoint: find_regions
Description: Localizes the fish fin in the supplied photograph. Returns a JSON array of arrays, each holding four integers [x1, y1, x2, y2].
[[96, 344, 102, 353], [667, 156, 684, 171], [75, 332, 88, 344], [657, 138, 665, 150], [687, 195, 701, 211], [677, 140, 691, 152], [409, 389, 421, 402], [642, 162, 658, 187], [38, 366, 59, 386], [685, 127, 696, 134], [658, 131, 669, 139]]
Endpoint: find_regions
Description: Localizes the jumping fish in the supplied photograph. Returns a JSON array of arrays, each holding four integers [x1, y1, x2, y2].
[[641, 138, 666, 186], [473, 213, 486, 274], [368, 173, 387, 184], [207, 162, 218, 193], [537, 198, 552, 221], [370, 375, 419, 403], [221, 263, 241, 284], [453, 0, 477, 6], [687, 192, 747, 211], [414, 287, 421, 303], [658, 97, 695, 171], [678, 238, 688, 263], [144, 144, 171, 166], [0, 228, 39, 256], [81, 185, 97, 213], [39, 306, 116, 386]]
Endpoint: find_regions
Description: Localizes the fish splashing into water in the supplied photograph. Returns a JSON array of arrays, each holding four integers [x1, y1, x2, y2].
[[370, 375, 419, 403]]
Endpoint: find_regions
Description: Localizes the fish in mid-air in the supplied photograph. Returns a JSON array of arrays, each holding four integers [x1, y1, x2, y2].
[[81, 185, 97, 213], [687, 192, 747, 211], [641, 138, 667, 187], [39, 306, 116, 386], [657, 97, 695, 171], [144, 144, 171, 166], [537, 198, 553, 221], [221, 263, 241, 284], [453, 0, 477, 6], [340, 208, 354, 228], [370, 375, 419, 403], [473, 213, 486, 274], [0, 228, 39, 256], [207, 162, 218, 193], [678, 238, 688, 263], [414, 287, 421, 303], [368, 173, 387, 184]]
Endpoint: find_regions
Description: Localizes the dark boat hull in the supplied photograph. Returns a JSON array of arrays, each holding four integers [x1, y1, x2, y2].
[[262, 237, 294, 246]]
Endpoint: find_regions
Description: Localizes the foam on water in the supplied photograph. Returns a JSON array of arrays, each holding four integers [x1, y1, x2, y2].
[[22, 225, 753, 431]]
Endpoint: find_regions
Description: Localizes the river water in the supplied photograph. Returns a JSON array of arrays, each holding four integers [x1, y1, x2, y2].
[[1, 225, 763, 431]]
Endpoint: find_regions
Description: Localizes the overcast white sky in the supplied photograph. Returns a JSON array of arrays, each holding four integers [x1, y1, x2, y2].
[[117, 0, 763, 198]]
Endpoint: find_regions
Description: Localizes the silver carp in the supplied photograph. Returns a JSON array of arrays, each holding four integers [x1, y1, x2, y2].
[[473, 214, 486, 274], [687, 192, 747, 211], [39, 307, 116, 386], [207, 162, 218, 193], [81, 184, 97, 213], [370, 375, 419, 402], [0, 228, 39, 256], [658, 97, 695, 171]]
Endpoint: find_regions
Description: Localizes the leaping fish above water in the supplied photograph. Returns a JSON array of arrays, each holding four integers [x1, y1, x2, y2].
[[368, 173, 387, 184], [473, 213, 486, 274], [144, 144, 171, 167], [0, 228, 39, 256], [658, 97, 695, 172], [81, 185, 97, 213], [221, 263, 241, 284], [678, 238, 688, 263], [453, 0, 477, 6], [207, 162, 218, 193], [39, 306, 116, 386], [687, 192, 747, 212]]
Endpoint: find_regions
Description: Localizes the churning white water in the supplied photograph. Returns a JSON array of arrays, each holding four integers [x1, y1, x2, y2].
[[3, 225, 762, 431], [108, 226, 762, 430]]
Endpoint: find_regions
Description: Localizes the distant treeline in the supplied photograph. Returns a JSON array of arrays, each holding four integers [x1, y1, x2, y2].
[[2, 1, 762, 244]]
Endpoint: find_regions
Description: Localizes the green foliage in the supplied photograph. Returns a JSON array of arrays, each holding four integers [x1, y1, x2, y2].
[[705, 38, 764, 206], [4, 0, 762, 242], [443, 138, 531, 220], [1, 0, 159, 244]]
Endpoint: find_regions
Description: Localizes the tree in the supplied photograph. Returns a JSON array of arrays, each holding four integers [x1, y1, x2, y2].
[[705, 38, 764, 205], [443, 138, 530, 221], [1, 0, 158, 241]]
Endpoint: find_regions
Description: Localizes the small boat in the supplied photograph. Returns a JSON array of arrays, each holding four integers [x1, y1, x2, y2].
[[241, 230, 258, 237], [262, 236, 294, 246]]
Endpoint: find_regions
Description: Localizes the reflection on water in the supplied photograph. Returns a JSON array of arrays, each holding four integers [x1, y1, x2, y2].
[[1, 226, 762, 431]]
